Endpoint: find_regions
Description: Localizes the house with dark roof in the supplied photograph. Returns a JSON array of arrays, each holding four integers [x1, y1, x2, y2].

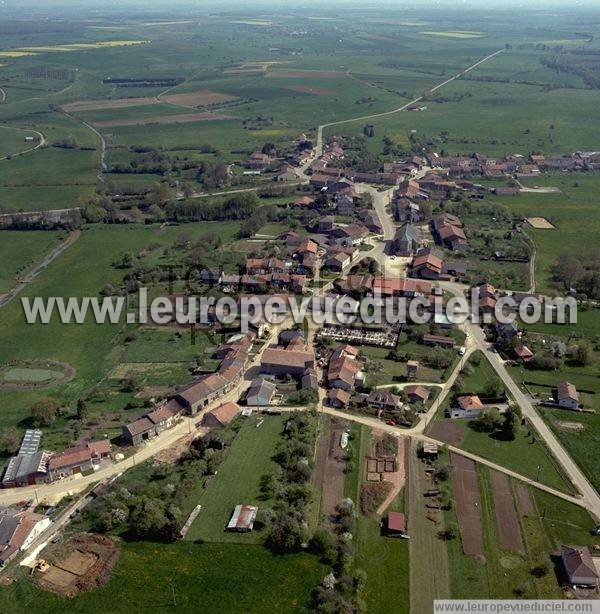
[[246, 379, 277, 406], [561, 545, 599, 587], [422, 334, 456, 349], [392, 223, 421, 256], [366, 390, 403, 412]]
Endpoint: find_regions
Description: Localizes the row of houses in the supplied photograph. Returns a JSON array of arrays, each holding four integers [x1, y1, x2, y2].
[[2, 429, 112, 488], [123, 332, 255, 445]]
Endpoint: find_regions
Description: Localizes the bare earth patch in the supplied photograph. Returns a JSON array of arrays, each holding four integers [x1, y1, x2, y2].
[[490, 470, 524, 553], [526, 217, 555, 229], [93, 112, 233, 127], [555, 420, 585, 432], [314, 417, 348, 523], [283, 85, 334, 96], [515, 483, 534, 516], [428, 420, 465, 446], [161, 90, 239, 107], [451, 453, 485, 562], [36, 534, 120, 598]]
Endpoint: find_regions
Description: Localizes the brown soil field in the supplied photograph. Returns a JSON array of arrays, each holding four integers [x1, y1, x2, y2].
[[515, 483, 534, 516], [314, 417, 348, 523], [526, 217, 556, 229], [93, 112, 233, 127], [267, 69, 346, 79], [62, 97, 159, 112], [36, 533, 120, 598], [490, 469, 524, 553], [161, 90, 239, 106], [428, 420, 465, 446], [283, 85, 334, 96], [451, 453, 485, 561]]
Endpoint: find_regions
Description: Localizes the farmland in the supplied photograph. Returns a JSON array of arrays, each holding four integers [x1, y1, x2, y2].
[[184, 414, 285, 543], [428, 352, 574, 494], [1, 3, 600, 610], [0, 541, 324, 613]]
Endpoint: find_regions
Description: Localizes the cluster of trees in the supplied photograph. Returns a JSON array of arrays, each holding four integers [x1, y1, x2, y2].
[[165, 192, 259, 223], [552, 250, 600, 300], [542, 54, 600, 89], [261, 411, 318, 553], [85, 428, 236, 541], [111, 150, 181, 175], [196, 161, 231, 189], [310, 498, 364, 613], [472, 405, 522, 441]]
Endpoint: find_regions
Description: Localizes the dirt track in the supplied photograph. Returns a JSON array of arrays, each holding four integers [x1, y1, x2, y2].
[[490, 469, 524, 553], [314, 417, 348, 522], [451, 453, 485, 561]]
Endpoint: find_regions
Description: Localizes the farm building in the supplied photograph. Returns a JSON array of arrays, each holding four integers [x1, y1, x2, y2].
[[557, 381, 580, 410], [385, 511, 407, 537], [202, 402, 240, 428], [246, 379, 277, 406], [226, 504, 258, 532], [405, 385, 430, 405], [122, 399, 183, 446], [47, 440, 111, 480], [261, 348, 315, 378], [2, 430, 50, 488], [561, 545, 599, 587], [327, 388, 351, 408]]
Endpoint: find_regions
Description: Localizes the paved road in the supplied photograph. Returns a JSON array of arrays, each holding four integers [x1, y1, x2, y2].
[[441, 281, 600, 519], [0, 230, 81, 309], [309, 49, 504, 160], [0, 320, 286, 507]]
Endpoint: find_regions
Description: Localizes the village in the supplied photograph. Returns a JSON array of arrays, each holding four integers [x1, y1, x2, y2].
[[1, 128, 598, 604]]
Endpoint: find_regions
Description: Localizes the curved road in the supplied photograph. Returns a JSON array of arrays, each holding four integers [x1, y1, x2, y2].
[[0, 125, 46, 161]]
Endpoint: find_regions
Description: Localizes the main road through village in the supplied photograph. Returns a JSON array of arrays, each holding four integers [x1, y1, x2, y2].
[[2, 48, 598, 525]]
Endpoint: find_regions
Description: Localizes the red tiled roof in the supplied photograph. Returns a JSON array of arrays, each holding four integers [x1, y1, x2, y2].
[[457, 395, 484, 411]]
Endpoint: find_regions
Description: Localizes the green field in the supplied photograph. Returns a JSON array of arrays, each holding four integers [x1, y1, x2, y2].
[[430, 352, 575, 494], [185, 414, 285, 543], [0, 230, 65, 293], [0, 541, 324, 613]]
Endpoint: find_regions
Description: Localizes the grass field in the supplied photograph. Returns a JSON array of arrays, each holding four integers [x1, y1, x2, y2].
[[0, 221, 240, 448], [430, 353, 574, 494], [184, 414, 284, 543], [0, 541, 324, 613], [0, 230, 65, 293]]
